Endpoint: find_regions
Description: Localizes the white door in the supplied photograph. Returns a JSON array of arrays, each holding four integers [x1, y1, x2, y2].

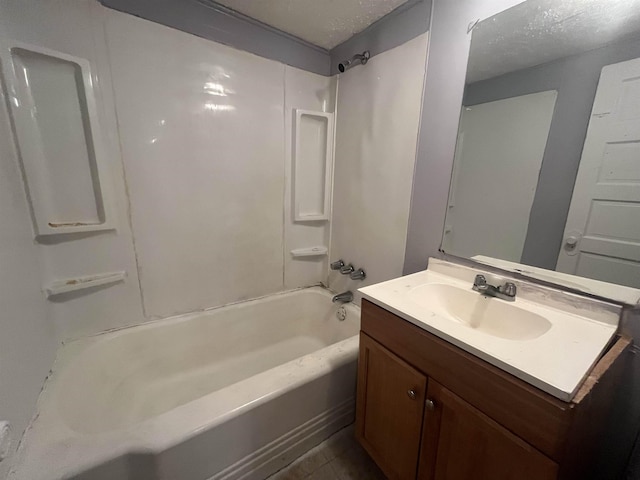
[[557, 57, 640, 288], [443, 91, 557, 261]]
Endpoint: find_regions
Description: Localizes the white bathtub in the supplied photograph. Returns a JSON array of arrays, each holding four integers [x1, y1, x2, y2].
[[10, 287, 360, 480]]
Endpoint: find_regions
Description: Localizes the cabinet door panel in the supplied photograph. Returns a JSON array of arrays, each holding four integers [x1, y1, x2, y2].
[[420, 380, 558, 480], [356, 333, 427, 480]]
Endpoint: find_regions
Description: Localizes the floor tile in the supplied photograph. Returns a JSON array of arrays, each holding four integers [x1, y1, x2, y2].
[[308, 462, 338, 480], [267, 425, 386, 480]]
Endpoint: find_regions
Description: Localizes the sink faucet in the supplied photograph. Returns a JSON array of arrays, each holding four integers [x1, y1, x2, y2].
[[472, 274, 517, 302], [332, 291, 353, 304]]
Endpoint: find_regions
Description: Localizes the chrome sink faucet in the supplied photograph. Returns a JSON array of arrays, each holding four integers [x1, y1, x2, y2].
[[472, 274, 517, 302]]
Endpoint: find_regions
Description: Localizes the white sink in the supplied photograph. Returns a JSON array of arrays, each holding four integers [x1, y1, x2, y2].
[[408, 283, 552, 341], [359, 259, 619, 401]]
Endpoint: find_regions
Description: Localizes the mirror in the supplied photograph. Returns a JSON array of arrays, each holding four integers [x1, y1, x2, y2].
[[442, 0, 640, 297]]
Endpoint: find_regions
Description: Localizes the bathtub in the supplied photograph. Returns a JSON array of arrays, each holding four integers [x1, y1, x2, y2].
[[10, 287, 360, 480]]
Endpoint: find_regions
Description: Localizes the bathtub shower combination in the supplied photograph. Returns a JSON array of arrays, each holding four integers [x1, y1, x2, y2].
[[11, 287, 360, 480]]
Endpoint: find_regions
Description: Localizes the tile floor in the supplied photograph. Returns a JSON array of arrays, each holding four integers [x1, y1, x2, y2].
[[267, 425, 386, 480]]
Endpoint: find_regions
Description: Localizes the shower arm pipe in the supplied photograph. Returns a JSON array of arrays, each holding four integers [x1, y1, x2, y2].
[[338, 50, 370, 73]]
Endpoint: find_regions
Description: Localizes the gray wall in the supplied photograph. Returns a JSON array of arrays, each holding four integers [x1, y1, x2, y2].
[[99, 0, 432, 77], [464, 34, 640, 269]]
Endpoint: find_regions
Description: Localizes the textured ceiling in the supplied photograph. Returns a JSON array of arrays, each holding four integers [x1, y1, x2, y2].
[[213, 0, 409, 50], [468, 0, 640, 83]]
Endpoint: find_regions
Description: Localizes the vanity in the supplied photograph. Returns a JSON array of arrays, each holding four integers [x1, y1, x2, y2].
[[354, 260, 630, 480]]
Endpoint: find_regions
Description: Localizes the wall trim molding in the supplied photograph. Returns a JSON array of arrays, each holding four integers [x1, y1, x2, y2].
[[98, 0, 332, 75], [98, 0, 432, 77], [194, 0, 328, 54]]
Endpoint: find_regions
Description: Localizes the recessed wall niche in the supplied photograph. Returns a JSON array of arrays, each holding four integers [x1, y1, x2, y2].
[[293, 109, 334, 222], [1, 42, 114, 237]]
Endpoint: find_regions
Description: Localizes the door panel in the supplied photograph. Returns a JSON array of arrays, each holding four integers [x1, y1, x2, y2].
[[356, 333, 427, 480], [557, 57, 640, 287], [419, 380, 558, 480]]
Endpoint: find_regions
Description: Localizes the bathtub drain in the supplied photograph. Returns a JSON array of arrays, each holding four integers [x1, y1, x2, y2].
[[336, 306, 347, 321]]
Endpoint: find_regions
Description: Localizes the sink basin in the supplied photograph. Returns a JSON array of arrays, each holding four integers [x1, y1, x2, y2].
[[408, 283, 552, 341]]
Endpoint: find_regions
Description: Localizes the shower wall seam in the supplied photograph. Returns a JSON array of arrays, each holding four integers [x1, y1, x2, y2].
[[282, 65, 287, 289]]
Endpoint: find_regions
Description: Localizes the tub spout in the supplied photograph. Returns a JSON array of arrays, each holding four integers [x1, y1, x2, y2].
[[332, 291, 353, 304]]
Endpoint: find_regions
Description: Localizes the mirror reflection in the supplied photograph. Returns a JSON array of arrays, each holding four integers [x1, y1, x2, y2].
[[442, 0, 640, 289]]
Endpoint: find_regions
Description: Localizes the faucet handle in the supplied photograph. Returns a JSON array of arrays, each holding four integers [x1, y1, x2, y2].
[[340, 264, 355, 275], [330, 259, 345, 271], [350, 268, 366, 281], [500, 282, 517, 297], [473, 274, 487, 287], [472, 274, 488, 292]]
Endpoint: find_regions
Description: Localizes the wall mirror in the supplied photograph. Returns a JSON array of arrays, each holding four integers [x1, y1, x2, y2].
[[441, 0, 640, 301]]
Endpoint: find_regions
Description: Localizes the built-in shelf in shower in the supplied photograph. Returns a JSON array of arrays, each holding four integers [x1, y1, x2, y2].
[[0, 41, 115, 238], [293, 109, 334, 222], [45, 271, 126, 298], [290, 246, 328, 258]]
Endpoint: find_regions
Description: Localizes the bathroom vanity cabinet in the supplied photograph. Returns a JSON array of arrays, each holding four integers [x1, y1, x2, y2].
[[355, 300, 630, 480]]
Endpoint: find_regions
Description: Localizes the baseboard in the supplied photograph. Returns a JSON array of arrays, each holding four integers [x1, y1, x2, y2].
[[210, 398, 355, 480]]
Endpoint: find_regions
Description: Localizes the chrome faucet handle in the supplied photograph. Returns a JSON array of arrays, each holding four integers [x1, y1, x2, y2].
[[500, 282, 517, 297], [473, 274, 487, 290], [330, 259, 345, 271], [340, 264, 355, 275], [350, 268, 366, 281]]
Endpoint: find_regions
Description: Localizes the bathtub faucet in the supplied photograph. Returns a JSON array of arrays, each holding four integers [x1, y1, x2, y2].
[[332, 291, 353, 304]]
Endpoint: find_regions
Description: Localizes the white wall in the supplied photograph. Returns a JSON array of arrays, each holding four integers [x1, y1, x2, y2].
[[0, 64, 56, 480], [329, 34, 429, 297], [105, 11, 336, 318], [0, 0, 146, 342], [0, 1, 337, 334], [106, 12, 285, 318], [0, 9, 54, 479], [0, 1, 136, 474]]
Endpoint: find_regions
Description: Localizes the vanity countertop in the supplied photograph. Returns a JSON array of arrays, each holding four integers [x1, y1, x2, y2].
[[359, 259, 619, 401]]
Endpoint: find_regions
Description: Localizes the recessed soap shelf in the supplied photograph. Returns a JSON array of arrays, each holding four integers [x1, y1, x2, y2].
[[290, 246, 328, 258], [45, 271, 126, 298], [293, 109, 334, 222], [0, 41, 115, 237]]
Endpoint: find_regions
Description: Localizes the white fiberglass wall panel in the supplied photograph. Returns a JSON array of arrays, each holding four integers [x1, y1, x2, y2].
[[330, 33, 429, 297], [105, 12, 285, 317]]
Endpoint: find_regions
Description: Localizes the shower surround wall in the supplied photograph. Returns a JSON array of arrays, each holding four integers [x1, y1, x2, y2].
[[0, 1, 126, 475], [0, 45, 56, 480], [329, 34, 429, 298], [0, 0, 146, 342], [106, 11, 336, 317], [0, 1, 335, 473], [0, 0, 336, 337]]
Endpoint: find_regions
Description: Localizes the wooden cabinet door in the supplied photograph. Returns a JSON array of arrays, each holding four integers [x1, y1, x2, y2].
[[419, 380, 559, 480], [356, 333, 427, 480]]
